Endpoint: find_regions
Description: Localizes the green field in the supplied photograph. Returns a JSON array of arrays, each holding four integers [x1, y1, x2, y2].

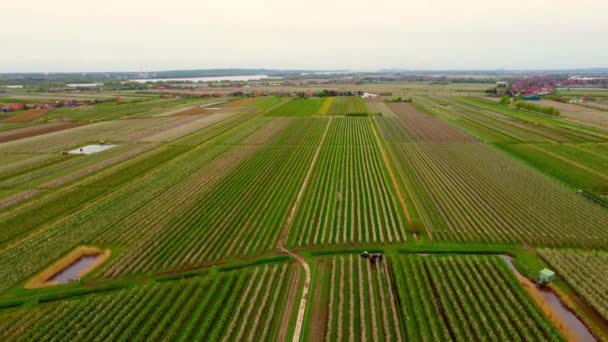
[[539, 249, 608, 321], [0, 84, 607, 340], [305, 254, 561, 341], [327, 96, 368, 115], [265, 97, 329, 116], [0, 262, 298, 340]]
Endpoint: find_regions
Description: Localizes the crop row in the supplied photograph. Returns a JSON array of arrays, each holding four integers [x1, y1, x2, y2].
[[0, 144, 185, 247], [391, 255, 562, 341], [96, 118, 328, 277], [451, 97, 608, 143], [328, 96, 368, 115], [0, 263, 294, 341], [46, 97, 216, 121], [390, 141, 608, 246], [265, 97, 329, 116], [417, 96, 569, 143], [416, 96, 608, 202], [378, 103, 476, 142], [288, 118, 407, 247], [307, 255, 402, 341], [538, 248, 608, 321], [0, 111, 279, 292], [0, 118, 167, 154]]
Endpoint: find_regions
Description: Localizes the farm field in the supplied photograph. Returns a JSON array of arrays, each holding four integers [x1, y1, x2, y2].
[[536, 99, 608, 129], [539, 249, 608, 321], [0, 262, 299, 341], [0, 85, 607, 341], [377, 103, 608, 246], [44, 97, 221, 121], [327, 96, 368, 115], [415, 96, 608, 202], [265, 97, 330, 116], [287, 117, 408, 247], [306, 254, 561, 341]]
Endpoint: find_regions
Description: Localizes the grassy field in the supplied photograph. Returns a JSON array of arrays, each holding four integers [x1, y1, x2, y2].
[[0, 86, 607, 340], [265, 97, 330, 116], [327, 96, 368, 115]]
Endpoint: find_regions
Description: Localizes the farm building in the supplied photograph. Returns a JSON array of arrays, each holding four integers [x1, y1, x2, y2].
[[361, 92, 378, 99]]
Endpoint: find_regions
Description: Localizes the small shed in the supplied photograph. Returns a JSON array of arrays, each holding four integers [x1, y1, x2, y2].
[[538, 268, 555, 284]]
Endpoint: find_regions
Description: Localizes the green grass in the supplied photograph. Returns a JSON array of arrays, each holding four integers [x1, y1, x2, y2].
[[327, 96, 368, 115], [252, 96, 283, 110], [496, 142, 608, 201], [265, 97, 327, 116]]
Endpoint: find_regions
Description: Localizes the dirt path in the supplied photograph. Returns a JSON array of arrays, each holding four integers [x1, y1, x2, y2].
[[277, 117, 332, 342], [368, 117, 412, 227]]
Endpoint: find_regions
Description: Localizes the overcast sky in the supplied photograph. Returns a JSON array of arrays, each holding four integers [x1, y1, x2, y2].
[[2, 0, 607, 72]]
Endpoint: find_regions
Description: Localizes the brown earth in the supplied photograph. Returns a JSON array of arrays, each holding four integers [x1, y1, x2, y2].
[[0, 122, 83, 143], [6, 109, 49, 122], [220, 98, 258, 108], [0, 189, 39, 210], [387, 102, 476, 142]]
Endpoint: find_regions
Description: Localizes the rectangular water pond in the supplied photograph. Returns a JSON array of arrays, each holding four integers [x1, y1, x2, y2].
[[50, 255, 101, 284]]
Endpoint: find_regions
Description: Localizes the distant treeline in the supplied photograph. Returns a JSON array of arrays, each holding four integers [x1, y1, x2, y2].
[[514, 101, 560, 116], [385, 97, 412, 103], [314, 90, 363, 97]]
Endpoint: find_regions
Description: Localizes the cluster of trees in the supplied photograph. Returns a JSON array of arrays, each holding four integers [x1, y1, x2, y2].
[[514, 101, 560, 116], [313, 90, 362, 97], [499, 95, 511, 105], [385, 97, 413, 103]]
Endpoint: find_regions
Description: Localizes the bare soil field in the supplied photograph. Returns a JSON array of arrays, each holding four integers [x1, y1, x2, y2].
[[0, 122, 83, 143], [6, 109, 49, 122], [220, 98, 258, 108]]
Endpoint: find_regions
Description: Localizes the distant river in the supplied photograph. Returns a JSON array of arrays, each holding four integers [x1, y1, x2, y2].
[[129, 75, 276, 83]]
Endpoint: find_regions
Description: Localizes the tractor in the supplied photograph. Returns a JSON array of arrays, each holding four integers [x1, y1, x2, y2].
[[536, 268, 555, 287], [360, 251, 383, 264]]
